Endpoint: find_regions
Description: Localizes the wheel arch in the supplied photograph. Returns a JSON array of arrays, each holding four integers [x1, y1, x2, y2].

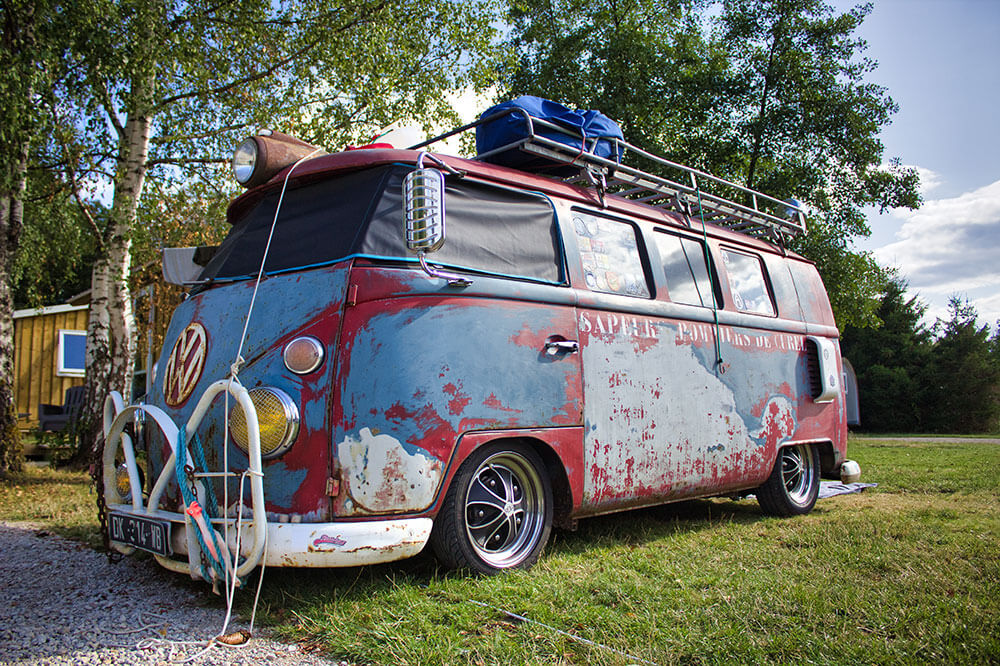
[[776, 438, 837, 476], [812, 439, 838, 478], [442, 429, 583, 530]]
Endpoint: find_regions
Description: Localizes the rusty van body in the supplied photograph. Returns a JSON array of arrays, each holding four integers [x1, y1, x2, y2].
[[101, 112, 858, 582]]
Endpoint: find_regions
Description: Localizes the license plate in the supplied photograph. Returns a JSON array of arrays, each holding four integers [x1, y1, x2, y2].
[[108, 512, 171, 556]]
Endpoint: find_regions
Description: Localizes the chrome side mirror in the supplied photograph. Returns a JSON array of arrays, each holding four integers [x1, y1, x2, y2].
[[402, 162, 471, 287], [404, 168, 447, 253]]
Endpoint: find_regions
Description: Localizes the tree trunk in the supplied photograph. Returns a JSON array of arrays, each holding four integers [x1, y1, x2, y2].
[[745, 15, 787, 193], [0, 159, 27, 475], [0, 3, 37, 475], [78, 110, 152, 462]]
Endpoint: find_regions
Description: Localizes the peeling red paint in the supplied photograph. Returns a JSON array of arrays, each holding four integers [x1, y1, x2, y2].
[[509, 323, 540, 348], [483, 393, 521, 413], [442, 382, 471, 416], [385, 402, 414, 421]]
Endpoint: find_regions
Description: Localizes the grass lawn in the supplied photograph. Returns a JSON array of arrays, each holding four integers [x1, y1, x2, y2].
[[3, 436, 998, 664], [0, 464, 102, 548]]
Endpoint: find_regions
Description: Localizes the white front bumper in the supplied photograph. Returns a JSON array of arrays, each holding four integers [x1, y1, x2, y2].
[[103, 382, 431, 583], [247, 517, 432, 568], [107, 510, 432, 570]]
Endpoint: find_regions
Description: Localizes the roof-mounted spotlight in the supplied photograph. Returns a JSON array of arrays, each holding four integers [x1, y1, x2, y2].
[[232, 130, 327, 189]]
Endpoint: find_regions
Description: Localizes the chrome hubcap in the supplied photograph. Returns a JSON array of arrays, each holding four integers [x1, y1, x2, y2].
[[780, 444, 816, 505], [464, 452, 544, 568]]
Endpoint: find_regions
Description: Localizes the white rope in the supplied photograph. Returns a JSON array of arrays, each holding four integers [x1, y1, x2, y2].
[[175, 148, 321, 659], [233, 147, 324, 368], [468, 600, 659, 666]]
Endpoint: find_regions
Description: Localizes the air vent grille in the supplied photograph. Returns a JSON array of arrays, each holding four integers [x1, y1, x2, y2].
[[806, 339, 822, 399]]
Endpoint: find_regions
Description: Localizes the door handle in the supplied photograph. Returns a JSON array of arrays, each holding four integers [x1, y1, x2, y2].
[[544, 337, 579, 356]]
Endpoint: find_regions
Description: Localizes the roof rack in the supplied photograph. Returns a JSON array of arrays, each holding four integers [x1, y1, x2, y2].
[[411, 109, 806, 243]]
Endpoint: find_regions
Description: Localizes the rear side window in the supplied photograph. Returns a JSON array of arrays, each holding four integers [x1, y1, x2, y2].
[[721, 248, 775, 316], [653, 231, 716, 307], [572, 211, 650, 297]]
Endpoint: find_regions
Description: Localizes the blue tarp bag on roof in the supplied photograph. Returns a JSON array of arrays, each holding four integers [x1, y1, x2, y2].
[[475, 96, 623, 175]]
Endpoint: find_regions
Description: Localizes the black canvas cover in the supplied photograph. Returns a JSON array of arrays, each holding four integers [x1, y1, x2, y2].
[[197, 165, 562, 285]]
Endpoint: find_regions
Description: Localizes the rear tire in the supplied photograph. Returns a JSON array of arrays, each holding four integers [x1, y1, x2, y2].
[[430, 442, 552, 574], [757, 443, 819, 516]]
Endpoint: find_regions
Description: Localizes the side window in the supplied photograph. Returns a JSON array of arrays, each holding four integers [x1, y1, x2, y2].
[[572, 211, 650, 297], [721, 248, 776, 316], [653, 231, 716, 307]]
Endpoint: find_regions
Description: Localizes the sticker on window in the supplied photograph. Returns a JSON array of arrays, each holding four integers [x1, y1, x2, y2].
[[721, 249, 775, 316], [573, 213, 649, 298]]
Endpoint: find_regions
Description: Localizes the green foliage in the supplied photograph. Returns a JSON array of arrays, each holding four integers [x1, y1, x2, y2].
[[841, 275, 932, 432], [844, 285, 1000, 435], [507, 0, 729, 165], [132, 178, 234, 271], [19, 0, 507, 301], [14, 169, 100, 308], [504, 0, 920, 328], [920, 298, 1000, 434], [57, 0, 507, 192]]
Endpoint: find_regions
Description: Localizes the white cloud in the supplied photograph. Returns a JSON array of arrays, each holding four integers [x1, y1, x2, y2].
[[875, 178, 1000, 328], [910, 165, 942, 196]]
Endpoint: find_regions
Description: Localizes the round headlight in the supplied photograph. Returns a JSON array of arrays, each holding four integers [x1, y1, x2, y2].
[[229, 387, 300, 459], [283, 336, 325, 375], [232, 137, 259, 185]]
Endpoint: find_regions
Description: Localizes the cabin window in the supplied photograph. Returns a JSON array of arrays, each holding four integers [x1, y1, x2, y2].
[[653, 231, 717, 307], [721, 248, 776, 316], [572, 211, 650, 297], [57, 330, 87, 377]]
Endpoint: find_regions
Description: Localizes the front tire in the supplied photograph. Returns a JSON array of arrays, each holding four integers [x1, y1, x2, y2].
[[430, 443, 552, 574], [757, 443, 820, 516]]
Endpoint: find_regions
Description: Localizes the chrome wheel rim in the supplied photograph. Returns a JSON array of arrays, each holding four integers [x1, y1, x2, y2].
[[464, 451, 545, 569], [780, 444, 816, 505]]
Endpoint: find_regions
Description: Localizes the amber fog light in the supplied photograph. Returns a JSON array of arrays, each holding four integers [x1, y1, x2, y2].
[[229, 388, 300, 459], [115, 463, 144, 502], [283, 336, 324, 374]]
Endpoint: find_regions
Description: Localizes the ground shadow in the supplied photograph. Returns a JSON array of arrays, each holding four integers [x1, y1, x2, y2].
[[239, 495, 780, 613]]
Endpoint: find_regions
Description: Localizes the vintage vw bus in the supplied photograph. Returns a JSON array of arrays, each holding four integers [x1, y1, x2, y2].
[[101, 106, 859, 583]]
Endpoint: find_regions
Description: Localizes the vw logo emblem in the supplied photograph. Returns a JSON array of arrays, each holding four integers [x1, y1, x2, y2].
[[163, 322, 207, 407]]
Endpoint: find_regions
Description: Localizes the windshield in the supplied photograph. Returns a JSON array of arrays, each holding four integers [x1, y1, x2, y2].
[[198, 167, 393, 282], [197, 164, 563, 285]]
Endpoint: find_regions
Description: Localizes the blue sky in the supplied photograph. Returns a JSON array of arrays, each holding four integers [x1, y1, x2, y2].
[[839, 0, 1000, 330]]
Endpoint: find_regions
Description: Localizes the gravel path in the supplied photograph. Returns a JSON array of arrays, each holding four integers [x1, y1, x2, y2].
[[0, 521, 346, 666]]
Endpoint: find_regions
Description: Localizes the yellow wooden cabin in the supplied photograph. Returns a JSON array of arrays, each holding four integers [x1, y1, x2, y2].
[[13, 303, 89, 430]]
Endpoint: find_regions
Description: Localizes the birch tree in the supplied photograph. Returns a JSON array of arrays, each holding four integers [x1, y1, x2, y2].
[[0, 0, 65, 472], [55, 0, 503, 459]]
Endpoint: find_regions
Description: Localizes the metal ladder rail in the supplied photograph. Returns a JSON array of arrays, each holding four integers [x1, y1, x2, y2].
[[410, 110, 806, 240], [515, 132, 805, 239]]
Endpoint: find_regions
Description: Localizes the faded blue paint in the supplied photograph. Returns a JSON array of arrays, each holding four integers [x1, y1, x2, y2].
[[146, 264, 350, 516], [580, 311, 821, 508], [334, 297, 582, 514]]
